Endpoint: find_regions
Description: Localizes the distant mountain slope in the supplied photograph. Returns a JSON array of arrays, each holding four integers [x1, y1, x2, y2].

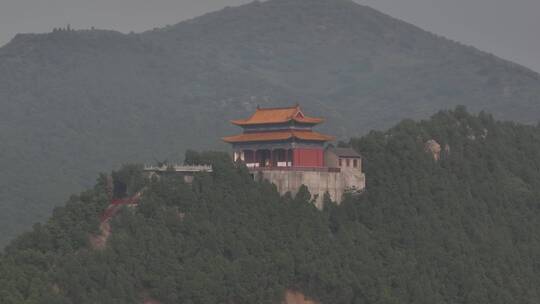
[[1, 0, 539, 246], [3, 109, 540, 303]]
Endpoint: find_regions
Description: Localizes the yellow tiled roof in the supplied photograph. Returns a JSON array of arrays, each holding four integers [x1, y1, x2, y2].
[[222, 130, 334, 143], [231, 105, 324, 126]]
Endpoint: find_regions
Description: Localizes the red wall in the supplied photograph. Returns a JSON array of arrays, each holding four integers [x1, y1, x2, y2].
[[293, 148, 324, 167]]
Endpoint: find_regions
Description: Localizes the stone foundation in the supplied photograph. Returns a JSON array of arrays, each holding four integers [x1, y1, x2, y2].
[[250, 168, 365, 209]]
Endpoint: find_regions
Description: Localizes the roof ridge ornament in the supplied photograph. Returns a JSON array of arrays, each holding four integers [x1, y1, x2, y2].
[[229, 104, 324, 126]]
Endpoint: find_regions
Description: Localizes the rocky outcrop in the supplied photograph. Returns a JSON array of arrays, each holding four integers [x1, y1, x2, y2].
[[424, 139, 442, 161], [283, 290, 319, 304], [89, 222, 111, 250]]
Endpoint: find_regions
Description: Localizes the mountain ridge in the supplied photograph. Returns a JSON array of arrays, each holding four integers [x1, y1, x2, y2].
[[1, 0, 540, 246]]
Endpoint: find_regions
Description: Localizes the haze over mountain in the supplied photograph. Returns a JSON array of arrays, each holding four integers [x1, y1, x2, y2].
[[1, 0, 540, 246], [2, 0, 540, 72]]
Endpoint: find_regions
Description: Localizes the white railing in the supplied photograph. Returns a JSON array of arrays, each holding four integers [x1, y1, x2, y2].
[[144, 165, 213, 173], [245, 162, 292, 168]]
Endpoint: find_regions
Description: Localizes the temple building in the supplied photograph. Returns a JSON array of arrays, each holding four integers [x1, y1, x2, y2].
[[223, 105, 365, 208], [223, 105, 333, 168]]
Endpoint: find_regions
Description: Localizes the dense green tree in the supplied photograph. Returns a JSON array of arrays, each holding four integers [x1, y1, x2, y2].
[[2, 109, 540, 303], [2, 0, 540, 248]]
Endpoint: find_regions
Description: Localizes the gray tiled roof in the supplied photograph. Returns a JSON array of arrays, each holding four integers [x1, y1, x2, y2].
[[327, 147, 362, 158]]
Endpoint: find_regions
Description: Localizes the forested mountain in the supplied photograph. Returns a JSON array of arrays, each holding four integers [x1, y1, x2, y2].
[[2, 108, 540, 303], [1, 0, 540, 246]]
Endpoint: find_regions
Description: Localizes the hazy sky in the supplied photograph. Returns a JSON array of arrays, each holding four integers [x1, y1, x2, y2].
[[1, 0, 539, 72]]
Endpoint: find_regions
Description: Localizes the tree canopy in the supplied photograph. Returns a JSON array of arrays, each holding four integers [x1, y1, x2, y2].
[[2, 108, 540, 303], [2, 0, 540, 247]]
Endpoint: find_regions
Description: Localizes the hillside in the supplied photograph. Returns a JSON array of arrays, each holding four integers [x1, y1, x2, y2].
[[1, 0, 540, 246], [2, 108, 540, 303]]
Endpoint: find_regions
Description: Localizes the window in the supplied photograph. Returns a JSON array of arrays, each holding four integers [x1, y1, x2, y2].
[[353, 159, 358, 168], [339, 159, 342, 166], [346, 159, 350, 167]]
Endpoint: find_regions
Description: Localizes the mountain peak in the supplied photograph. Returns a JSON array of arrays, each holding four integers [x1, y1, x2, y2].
[[169, 0, 371, 28], [1, 0, 540, 249]]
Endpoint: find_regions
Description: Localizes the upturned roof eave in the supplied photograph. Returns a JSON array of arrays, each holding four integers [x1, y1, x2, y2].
[[222, 131, 334, 144], [230, 117, 324, 126]]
